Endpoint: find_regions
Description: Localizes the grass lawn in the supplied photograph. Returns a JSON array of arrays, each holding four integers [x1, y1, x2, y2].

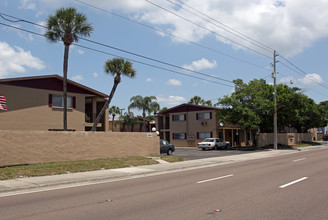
[[0, 155, 186, 181]]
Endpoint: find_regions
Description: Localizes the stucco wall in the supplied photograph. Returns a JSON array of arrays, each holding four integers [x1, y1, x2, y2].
[[0, 130, 160, 166], [0, 84, 86, 131], [170, 110, 218, 147], [258, 133, 313, 147]]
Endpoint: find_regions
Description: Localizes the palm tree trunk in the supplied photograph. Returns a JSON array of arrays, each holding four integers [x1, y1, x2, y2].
[[142, 110, 146, 132], [91, 76, 120, 131], [63, 43, 70, 131], [112, 116, 115, 131]]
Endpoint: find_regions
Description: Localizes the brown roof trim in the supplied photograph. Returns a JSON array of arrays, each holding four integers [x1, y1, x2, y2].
[[158, 103, 221, 115], [0, 74, 108, 98]]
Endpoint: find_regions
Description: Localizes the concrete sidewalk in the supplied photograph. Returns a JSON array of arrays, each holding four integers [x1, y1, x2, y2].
[[0, 145, 325, 197]]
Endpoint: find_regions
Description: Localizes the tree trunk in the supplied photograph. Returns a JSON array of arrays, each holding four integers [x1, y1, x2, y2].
[[112, 115, 115, 131], [91, 76, 120, 131], [142, 110, 146, 132], [63, 44, 70, 131]]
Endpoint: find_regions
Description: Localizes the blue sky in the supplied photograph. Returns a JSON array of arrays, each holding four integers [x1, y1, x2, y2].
[[1, 0, 328, 116]]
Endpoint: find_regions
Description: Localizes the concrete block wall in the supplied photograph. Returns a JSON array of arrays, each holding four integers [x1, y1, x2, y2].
[[0, 130, 159, 166]]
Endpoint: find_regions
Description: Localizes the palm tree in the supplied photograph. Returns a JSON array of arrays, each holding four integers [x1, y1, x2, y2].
[[188, 96, 203, 105], [92, 58, 136, 131], [128, 95, 159, 132], [116, 111, 141, 132], [109, 105, 121, 131], [45, 7, 93, 131], [188, 95, 212, 106]]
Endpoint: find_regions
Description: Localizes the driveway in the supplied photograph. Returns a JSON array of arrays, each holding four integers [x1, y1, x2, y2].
[[173, 147, 263, 160]]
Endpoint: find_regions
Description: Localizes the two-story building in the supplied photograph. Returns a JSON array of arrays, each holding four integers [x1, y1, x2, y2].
[[156, 103, 257, 148], [0, 75, 109, 131]]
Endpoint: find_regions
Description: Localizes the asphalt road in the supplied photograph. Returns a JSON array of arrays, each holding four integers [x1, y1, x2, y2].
[[0, 148, 327, 219], [173, 147, 262, 160]]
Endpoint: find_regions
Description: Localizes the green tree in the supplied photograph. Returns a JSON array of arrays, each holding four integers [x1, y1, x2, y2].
[[188, 96, 203, 105], [128, 95, 159, 132], [91, 58, 136, 131], [45, 7, 93, 131], [117, 111, 141, 132], [188, 96, 212, 106], [109, 105, 121, 131], [217, 78, 324, 132], [217, 79, 271, 131]]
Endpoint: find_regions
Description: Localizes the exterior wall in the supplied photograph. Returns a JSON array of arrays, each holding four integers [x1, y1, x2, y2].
[[170, 110, 218, 147], [0, 84, 86, 131], [258, 133, 313, 147], [0, 130, 160, 166]]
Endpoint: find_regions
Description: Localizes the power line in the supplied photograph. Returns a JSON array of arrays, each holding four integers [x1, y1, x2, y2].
[[175, 0, 276, 53], [73, 0, 270, 72], [145, 0, 272, 59], [74, 44, 233, 87], [0, 13, 234, 84], [1, 11, 327, 97], [278, 55, 328, 89], [0, 21, 233, 88], [167, 0, 274, 54]]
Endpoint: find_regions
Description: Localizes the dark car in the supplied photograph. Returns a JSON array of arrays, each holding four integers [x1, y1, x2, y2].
[[160, 139, 175, 155]]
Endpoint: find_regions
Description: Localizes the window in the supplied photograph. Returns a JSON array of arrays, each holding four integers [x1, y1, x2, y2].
[[49, 94, 75, 108], [198, 132, 212, 139], [197, 112, 212, 120], [172, 114, 186, 121], [173, 133, 186, 140]]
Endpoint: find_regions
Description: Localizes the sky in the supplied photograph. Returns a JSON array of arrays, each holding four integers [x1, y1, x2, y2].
[[1, 0, 328, 116]]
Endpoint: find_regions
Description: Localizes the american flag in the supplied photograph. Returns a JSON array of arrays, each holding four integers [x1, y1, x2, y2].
[[0, 94, 7, 111]]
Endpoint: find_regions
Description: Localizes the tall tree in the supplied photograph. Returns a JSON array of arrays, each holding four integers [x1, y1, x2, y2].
[[217, 78, 325, 132], [188, 95, 212, 106], [91, 58, 136, 131], [188, 96, 203, 105], [128, 95, 159, 132], [109, 105, 121, 131], [45, 7, 93, 131], [116, 111, 141, 132]]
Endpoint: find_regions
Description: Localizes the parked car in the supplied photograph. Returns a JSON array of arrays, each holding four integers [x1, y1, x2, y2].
[[197, 138, 229, 150], [160, 139, 175, 155]]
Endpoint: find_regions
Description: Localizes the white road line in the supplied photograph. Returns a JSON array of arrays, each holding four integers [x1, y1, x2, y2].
[[279, 177, 308, 189], [197, 174, 234, 184], [293, 158, 307, 162]]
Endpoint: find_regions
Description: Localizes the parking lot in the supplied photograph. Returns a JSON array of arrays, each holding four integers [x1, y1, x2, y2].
[[173, 147, 263, 160]]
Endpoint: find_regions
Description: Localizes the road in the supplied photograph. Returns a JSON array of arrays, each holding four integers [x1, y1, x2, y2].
[[0, 148, 327, 219], [173, 147, 259, 160]]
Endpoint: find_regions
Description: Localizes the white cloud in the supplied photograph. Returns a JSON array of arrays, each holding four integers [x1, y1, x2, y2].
[[146, 77, 152, 82], [77, 49, 85, 55], [157, 95, 186, 106], [0, 41, 45, 78], [80, 0, 328, 58], [280, 76, 294, 85], [93, 72, 98, 78], [183, 58, 217, 71], [19, 0, 36, 10], [166, 79, 182, 86], [71, 74, 84, 82], [298, 73, 323, 86], [28, 0, 328, 57]]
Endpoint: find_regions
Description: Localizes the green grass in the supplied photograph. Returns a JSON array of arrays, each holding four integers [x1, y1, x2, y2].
[[292, 141, 323, 148], [0, 156, 158, 181]]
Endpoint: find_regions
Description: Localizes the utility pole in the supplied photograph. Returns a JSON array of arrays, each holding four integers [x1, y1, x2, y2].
[[273, 50, 278, 150]]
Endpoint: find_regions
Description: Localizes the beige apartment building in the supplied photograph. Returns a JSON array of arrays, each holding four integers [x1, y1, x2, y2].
[[156, 104, 257, 148], [0, 75, 109, 131]]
